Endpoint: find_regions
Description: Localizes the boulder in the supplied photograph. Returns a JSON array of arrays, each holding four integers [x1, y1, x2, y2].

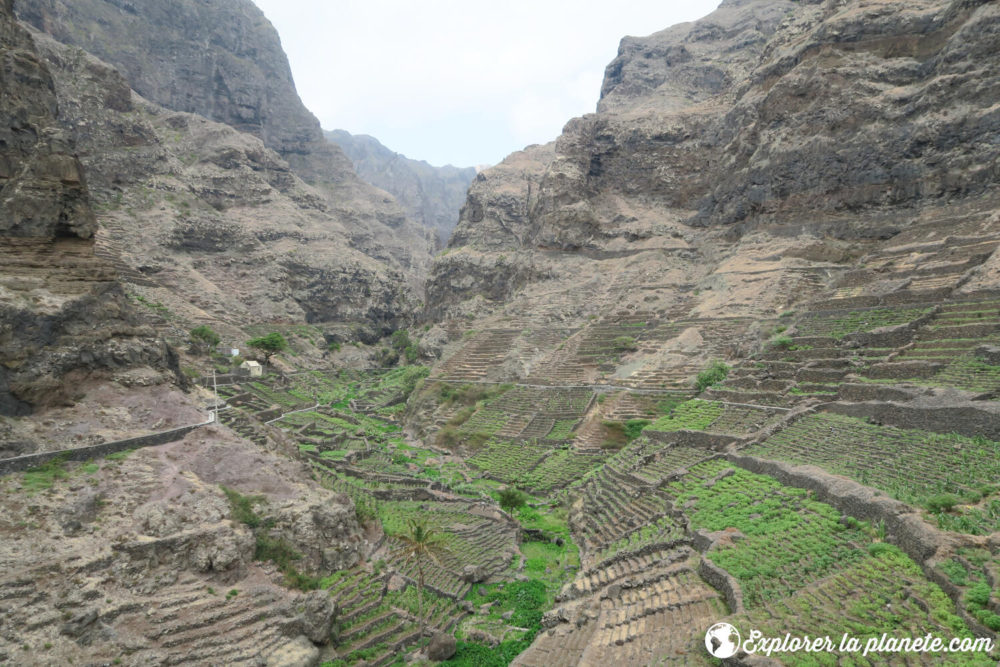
[[264, 635, 319, 667], [461, 564, 487, 583], [426, 632, 457, 661], [296, 590, 336, 645]]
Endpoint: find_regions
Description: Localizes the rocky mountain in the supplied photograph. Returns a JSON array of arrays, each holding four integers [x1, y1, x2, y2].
[[0, 5, 372, 665], [18, 0, 342, 183], [0, 0, 181, 425], [327, 129, 477, 245], [4, 0, 1000, 664], [15, 0, 436, 342], [417, 0, 1000, 662], [429, 0, 1000, 333]]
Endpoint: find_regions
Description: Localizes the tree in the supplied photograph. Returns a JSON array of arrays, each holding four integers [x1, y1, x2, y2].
[[392, 520, 449, 629], [694, 360, 730, 393], [189, 325, 220, 355], [497, 487, 527, 514], [247, 332, 288, 365]]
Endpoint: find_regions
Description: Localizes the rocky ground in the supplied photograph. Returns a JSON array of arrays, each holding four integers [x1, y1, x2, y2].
[[0, 421, 372, 666]]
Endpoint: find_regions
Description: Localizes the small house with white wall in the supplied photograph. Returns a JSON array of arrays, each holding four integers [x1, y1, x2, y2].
[[240, 360, 263, 377]]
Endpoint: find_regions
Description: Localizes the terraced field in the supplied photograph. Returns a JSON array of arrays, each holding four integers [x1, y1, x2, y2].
[[211, 294, 1000, 667], [793, 306, 933, 339], [727, 546, 996, 667], [746, 412, 1000, 534], [667, 460, 873, 607]]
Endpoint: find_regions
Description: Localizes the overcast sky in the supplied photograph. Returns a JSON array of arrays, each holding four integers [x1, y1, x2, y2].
[[251, 1, 721, 168]]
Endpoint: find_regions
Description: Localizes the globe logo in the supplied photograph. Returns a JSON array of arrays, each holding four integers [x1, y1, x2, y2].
[[705, 622, 741, 658]]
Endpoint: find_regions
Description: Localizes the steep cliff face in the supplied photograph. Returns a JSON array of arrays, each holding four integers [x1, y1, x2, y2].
[[428, 0, 1000, 323], [16, 0, 339, 181], [327, 129, 477, 244], [14, 0, 436, 338], [0, 0, 180, 418]]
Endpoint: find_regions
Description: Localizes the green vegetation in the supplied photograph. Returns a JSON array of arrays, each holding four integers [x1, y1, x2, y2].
[[747, 413, 1000, 534], [545, 419, 577, 440], [611, 335, 638, 352], [770, 335, 794, 350], [220, 485, 265, 528], [221, 484, 319, 590], [647, 399, 723, 432], [936, 548, 1000, 632], [730, 543, 993, 666], [131, 293, 171, 317], [246, 332, 288, 364], [189, 325, 220, 355], [390, 329, 420, 363], [668, 461, 870, 607], [795, 306, 933, 339], [21, 456, 70, 493], [445, 580, 548, 667], [694, 360, 729, 392], [391, 520, 449, 628], [497, 487, 527, 513]]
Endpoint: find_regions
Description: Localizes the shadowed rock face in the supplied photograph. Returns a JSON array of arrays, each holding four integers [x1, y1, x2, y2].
[[0, 0, 92, 238], [427, 0, 1000, 323], [327, 129, 477, 245], [14, 0, 438, 335], [0, 0, 181, 414], [15, 0, 332, 176]]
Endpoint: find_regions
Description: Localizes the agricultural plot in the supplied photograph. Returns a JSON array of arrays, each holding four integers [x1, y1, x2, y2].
[[792, 306, 933, 338], [467, 439, 551, 484], [589, 514, 686, 564], [520, 448, 606, 495], [353, 365, 429, 413], [936, 546, 1000, 633], [459, 407, 515, 437], [488, 386, 594, 417], [726, 545, 996, 666], [545, 419, 579, 440], [746, 412, 1000, 534], [928, 354, 1000, 394], [885, 299, 1000, 392], [630, 445, 715, 485], [573, 320, 653, 365], [706, 403, 784, 435], [646, 399, 723, 432], [571, 467, 675, 564], [666, 460, 871, 607]]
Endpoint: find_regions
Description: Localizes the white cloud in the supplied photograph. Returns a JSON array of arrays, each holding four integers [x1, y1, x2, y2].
[[252, 0, 721, 167]]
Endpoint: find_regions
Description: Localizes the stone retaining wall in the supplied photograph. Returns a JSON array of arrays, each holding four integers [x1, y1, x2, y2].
[[698, 556, 744, 614], [726, 453, 953, 564], [827, 401, 1000, 440], [646, 429, 739, 450], [0, 417, 210, 476]]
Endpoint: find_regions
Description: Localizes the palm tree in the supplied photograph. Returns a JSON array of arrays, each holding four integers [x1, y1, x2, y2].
[[392, 519, 449, 629]]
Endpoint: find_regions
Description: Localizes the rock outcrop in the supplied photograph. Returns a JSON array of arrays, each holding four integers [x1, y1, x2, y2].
[[17, 0, 343, 183], [428, 0, 1000, 338], [16, 0, 436, 336], [0, 0, 181, 416], [327, 129, 477, 245]]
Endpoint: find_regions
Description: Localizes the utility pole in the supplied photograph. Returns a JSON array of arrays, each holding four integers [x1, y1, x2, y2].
[[212, 368, 219, 419]]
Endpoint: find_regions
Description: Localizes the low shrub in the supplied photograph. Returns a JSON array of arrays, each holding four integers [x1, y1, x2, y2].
[[694, 360, 730, 393]]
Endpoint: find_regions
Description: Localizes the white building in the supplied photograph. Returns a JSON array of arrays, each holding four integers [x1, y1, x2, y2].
[[240, 360, 263, 377]]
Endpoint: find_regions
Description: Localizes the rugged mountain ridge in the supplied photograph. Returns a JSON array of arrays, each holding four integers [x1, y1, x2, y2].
[[412, 2, 1000, 663], [17, 0, 346, 184], [0, 7, 370, 665], [428, 0, 1000, 329], [0, 0, 181, 420], [327, 129, 478, 245], [15, 0, 436, 340]]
